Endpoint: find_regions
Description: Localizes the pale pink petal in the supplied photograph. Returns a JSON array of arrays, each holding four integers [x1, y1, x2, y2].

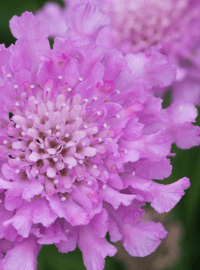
[[3, 205, 32, 238], [100, 185, 136, 209], [121, 221, 167, 257], [32, 198, 57, 227], [49, 196, 90, 226], [9, 11, 49, 40], [70, 2, 110, 37], [133, 158, 172, 180], [22, 181, 43, 201], [2, 240, 40, 270], [56, 226, 78, 253], [150, 177, 190, 213], [78, 225, 117, 270], [37, 221, 67, 244], [36, 2, 68, 37]]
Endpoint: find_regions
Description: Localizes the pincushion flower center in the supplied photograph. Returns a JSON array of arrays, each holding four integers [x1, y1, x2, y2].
[[2, 81, 113, 198]]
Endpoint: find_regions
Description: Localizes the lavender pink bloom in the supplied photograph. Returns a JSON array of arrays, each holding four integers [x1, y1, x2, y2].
[[0, 3, 199, 270]]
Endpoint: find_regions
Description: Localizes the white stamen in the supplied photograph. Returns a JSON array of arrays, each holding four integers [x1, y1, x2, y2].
[[132, 171, 136, 176], [75, 117, 80, 121], [54, 179, 59, 184], [79, 160, 83, 164], [7, 73, 11, 78], [96, 111, 101, 116], [93, 165, 97, 169], [62, 103, 66, 107], [47, 130, 51, 134], [84, 125, 88, 129], [56, 132, 60, 136], [16, 157, 20, 161], [16, 124, 20, 129], [116, 89, 121, 94], [65, 133, 70, 138], [116, 114, 121, 118], [21, 132, 26, 136], [68, 165, 72, 169], [40, 144, 44, 149], [15, 102, 20, 106], [3, 140, 7, 145], [45, 112, 49, 116], [82, 142, 86, 146], [53, 157, 58, 162], [13, 84, 18, 89], [61, 197, 66, 201], [103, 123, 108, 128], [46, 87, 51, 92], [179, 105, 184, 111], [35, 170, 39, 174], [30, 84, 35, 89], [56, 124, 60, 130], [98, 138, 103, 142], [78, 77, 83, 81], [15, 169, 20, 174], [58, 75, 63, 79], [34, 100, 38, 104], [67, 87, 72, 92], [124, 149, 128, 154], [93, 96, 98, 100], [88, 180, 92, 186], [102, 184, 107, 189], [84, 98, 89, 103]]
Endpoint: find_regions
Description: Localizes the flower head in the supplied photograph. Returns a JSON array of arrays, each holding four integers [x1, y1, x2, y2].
[[0, 4, 198, 270]]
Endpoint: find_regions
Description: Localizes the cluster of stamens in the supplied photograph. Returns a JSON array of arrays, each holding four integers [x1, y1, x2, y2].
[[0, 76, 124, 201]]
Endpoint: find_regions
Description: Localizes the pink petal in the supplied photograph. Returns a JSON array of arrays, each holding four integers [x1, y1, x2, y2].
[[9, 11, 49, 40], [150, 177, 190, 213], [2, 240, 40, 270], [22, 181, 43, 201], [37, 221, 67, 244], [3, 205, 32, 238], [32, 198, 57, 227], [121, 221, 167, 257], [49, 196, 90, 226], [56, 226, 78, 253], [78, 225, 117, 270], [71, 2, 110, 37], [36, 2, 68, 37], [134, 158, 172, 180], [100, 185, 136, 209]]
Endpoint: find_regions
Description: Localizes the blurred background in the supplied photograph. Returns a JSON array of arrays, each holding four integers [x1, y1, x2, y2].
[[0, 0, 200, 269]]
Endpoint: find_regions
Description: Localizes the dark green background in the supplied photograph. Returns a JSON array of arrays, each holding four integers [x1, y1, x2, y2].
[[0, 1, 200, 269]]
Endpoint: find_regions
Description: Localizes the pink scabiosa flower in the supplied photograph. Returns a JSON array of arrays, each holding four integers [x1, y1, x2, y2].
[[0, 3, 198, 270]]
